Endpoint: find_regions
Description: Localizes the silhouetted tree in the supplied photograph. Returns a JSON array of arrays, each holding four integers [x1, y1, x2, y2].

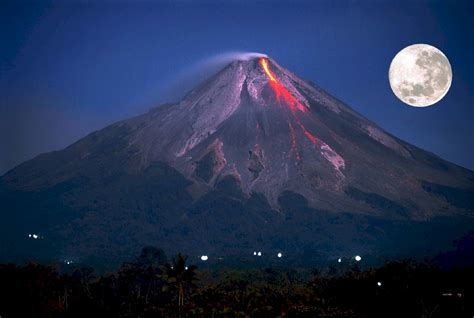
[[1, 253, 473, 317], [165, 253, 198, 308]]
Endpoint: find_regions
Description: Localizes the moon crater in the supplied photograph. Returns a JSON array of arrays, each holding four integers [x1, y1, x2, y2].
[[389, 44, 452, 107]]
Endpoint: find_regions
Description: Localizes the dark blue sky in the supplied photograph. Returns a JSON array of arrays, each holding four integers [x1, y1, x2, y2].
[[1, 0, 473, 174]]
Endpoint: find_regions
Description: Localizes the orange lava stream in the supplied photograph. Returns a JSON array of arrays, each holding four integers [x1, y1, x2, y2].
[[259, 59, 307, 113], [299, 123, 321, 146], [260, 58, 321, 151], [260, 58, 276, 82], [287, 122, 301, 160]]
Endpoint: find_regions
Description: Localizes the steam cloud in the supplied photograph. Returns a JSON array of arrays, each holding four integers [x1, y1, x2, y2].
[[202, 51, 268, 64], [158, 51, 268, 103]]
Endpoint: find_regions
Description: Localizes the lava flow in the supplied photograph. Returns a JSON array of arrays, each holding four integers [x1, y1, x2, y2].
[[260, 58, 321, 150], [260, 58, 307, 113], [260, 58, 276, 82], [287, 122, 301, 160]]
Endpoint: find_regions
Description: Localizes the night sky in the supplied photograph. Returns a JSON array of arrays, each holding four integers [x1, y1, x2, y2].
[[1, 0, 473, 174]]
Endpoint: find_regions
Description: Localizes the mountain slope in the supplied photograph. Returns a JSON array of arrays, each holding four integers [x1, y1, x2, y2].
[[1, 56, 473, 264]]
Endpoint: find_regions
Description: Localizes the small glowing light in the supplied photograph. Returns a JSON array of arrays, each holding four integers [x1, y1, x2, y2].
[[338, 258, 342, 263], [253, 251, 257, 256], [257, 251, 262, 256], [377, 281, 382, 287], [200, 255, 208, 261], [185, 266, 188, 270], [30, 234, 40, 240], [277, 252, 282, 258], [355, 255, 362, 262]]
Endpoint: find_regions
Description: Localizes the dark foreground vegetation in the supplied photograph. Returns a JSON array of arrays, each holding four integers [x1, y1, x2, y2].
[[0, 247, 472, 318]]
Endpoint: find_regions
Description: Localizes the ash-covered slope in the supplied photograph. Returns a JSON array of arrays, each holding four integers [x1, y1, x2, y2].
[[1, 56, 473, 264]]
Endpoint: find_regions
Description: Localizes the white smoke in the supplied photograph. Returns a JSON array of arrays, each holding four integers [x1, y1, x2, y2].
[[202, 51, 268, 64], [181, 51, 267, 80], [157, 51, 268, 103]]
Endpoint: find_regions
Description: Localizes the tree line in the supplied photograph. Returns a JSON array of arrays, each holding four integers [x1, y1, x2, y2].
[[0, 246, 472, 317]]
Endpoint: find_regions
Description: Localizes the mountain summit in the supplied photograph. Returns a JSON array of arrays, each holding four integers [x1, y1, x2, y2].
[[1, 56, 473, 264]]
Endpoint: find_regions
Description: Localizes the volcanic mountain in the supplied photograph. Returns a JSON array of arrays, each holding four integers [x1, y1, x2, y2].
[[1, 56, 473, 265]]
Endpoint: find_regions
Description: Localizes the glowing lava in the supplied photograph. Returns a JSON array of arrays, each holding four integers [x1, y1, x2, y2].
[[260, 58, 320, 147], [259, 58, 307, 113], [287, 122, 301, 160], [260, 58, 276, 82], [259, 58, 345, 173]]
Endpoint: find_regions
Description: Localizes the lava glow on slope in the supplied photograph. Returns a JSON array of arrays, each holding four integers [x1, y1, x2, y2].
[[260, 58, 321, 151], [259, 58, 307, 113], [287, 122, 301, 160], [260, 58, 276, 82], [259, 58, 345, 172]]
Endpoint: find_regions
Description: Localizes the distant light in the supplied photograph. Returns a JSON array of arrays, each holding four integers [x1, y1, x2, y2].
[[377, 281, 382, 287], [171, 266, 174, 269], [277, 252, 282, 258], [355, 255, 362, 262], [257, 251, 262, 256], [29, 233, 40, 240], [201, 255, 208, 261], [185, 266, 188, 270], [338, 258, 342, 263], [253, 251, 257, 256]]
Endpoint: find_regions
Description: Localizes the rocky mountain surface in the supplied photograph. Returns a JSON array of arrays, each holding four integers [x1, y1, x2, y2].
[[1, 56, 473, 265]]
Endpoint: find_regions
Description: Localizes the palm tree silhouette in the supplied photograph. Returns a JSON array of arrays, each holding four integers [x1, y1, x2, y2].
[[165, 253, 198, 308]]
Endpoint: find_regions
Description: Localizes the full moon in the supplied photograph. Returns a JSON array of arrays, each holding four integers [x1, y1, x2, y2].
[[388, 44, 452, 107]]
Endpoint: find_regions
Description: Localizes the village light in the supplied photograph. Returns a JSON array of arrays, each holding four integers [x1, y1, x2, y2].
[[28, 233, 41, 240]]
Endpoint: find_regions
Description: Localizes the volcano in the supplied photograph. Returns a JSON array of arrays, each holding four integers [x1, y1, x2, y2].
[[1, 56, 473, 265]]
